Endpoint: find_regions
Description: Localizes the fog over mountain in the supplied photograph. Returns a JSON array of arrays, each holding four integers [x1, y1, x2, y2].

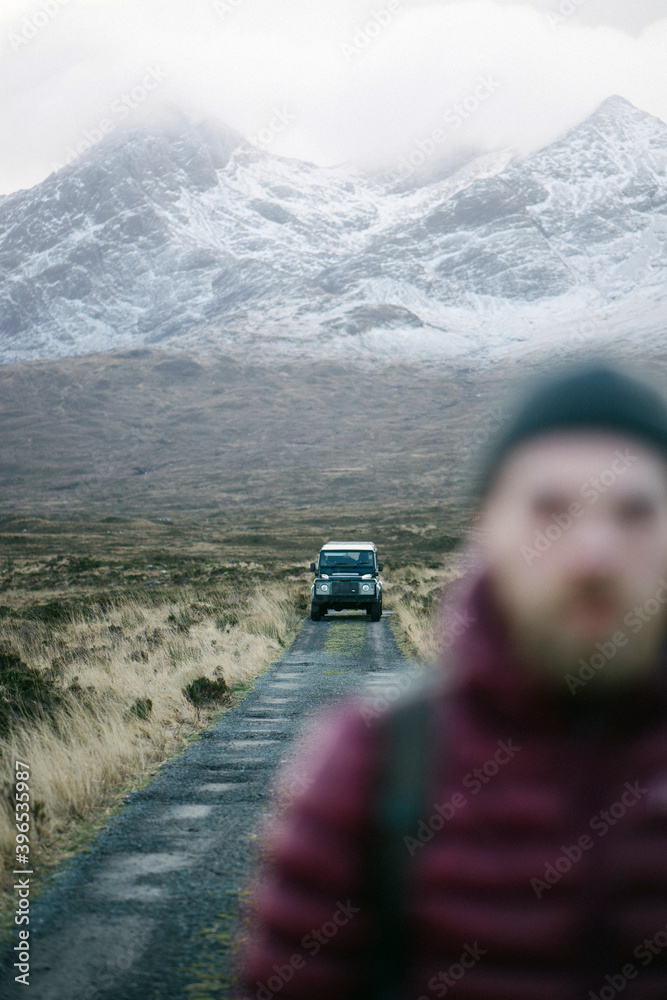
[[1, 95, 666, 365]]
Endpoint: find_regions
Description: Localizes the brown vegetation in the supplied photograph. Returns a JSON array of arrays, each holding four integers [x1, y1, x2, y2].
[[0, 564, 306, 927]]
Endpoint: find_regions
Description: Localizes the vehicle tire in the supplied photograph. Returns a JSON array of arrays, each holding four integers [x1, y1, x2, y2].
[[311, 602, 322, 621], [369, 598, 382, 622]]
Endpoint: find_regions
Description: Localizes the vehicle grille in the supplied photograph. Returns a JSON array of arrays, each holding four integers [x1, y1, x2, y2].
[[332, 581, 359, 596]]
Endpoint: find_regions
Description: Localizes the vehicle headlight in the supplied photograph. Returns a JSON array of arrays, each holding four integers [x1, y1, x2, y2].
[[361, 583, 375, 594], [316, 582, 329, 594]]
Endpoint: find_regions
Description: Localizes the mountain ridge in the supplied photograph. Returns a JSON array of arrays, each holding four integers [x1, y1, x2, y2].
[[1, 95, 666, 365]]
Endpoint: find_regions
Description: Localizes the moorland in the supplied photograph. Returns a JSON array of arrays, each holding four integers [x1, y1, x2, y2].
[[1, 342, 663, 928]]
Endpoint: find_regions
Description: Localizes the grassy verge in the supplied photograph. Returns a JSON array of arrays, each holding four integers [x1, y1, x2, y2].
[[384, 555, 470, 662], [0, 574, 307, 930]]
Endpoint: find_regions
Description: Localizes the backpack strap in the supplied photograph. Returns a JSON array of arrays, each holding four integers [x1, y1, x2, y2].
[[369, 676, 442, 999]]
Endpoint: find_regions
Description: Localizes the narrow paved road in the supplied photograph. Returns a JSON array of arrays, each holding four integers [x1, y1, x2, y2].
[[1, 612, 413, 1000]]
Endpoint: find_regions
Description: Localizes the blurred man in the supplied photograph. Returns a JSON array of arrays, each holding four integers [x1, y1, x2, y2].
[[240, 365, 667, 999]]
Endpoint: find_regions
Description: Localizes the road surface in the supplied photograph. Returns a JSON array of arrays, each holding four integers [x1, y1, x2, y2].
[[0, 612, 413, 1000]]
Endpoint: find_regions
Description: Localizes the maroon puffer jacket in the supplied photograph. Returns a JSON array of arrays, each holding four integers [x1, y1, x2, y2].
[[240, 574, 667, 999]]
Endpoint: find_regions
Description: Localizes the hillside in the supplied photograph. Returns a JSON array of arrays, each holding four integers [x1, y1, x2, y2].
[[2, 345, 667, 519]]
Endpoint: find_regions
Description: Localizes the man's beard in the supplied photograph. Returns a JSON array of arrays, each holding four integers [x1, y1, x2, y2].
[[509, 585, 661, 689]]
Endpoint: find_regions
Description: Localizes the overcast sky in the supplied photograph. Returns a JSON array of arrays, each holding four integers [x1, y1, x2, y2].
[[1, 0, 666, 195]]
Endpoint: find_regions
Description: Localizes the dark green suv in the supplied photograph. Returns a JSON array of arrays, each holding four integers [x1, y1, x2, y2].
[[310, 541, 383, 621]]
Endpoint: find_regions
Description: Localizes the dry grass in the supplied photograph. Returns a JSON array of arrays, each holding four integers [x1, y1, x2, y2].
[[384, 554, 470, 662], [0, 579, 305, 925]]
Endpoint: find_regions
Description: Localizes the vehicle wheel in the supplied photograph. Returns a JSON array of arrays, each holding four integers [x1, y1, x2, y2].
[[311, 602, 322, 621], [370, 598, 382, 622]]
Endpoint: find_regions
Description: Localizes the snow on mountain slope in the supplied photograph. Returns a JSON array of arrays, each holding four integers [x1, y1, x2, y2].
[[0, 96, 665, 364]]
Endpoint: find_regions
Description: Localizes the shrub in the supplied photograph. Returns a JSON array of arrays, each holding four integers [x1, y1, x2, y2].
[[129, 697, 153, 720], [182, 676, 229, 709], [24, 600, 74, 625], [0, 650, 63, 736]]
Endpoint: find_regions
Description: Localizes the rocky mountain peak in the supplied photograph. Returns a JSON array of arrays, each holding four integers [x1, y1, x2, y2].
[[0, 97, 665, 365]]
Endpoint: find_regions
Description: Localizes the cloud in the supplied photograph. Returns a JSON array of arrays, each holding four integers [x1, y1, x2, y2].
[[0, 0, 666, 194], [433, 0, 667, 35]]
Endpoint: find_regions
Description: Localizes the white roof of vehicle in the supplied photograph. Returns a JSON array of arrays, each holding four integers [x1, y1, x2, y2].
[[321, 541, 377, 550]]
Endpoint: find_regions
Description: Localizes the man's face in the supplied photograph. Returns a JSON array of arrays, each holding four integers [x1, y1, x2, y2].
[[480, 432, 667, 685]]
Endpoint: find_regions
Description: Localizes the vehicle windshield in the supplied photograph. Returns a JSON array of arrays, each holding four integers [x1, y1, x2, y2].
[[319, 550, 375, 572]]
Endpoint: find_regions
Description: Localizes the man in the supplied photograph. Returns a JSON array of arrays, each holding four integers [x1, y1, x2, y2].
[[240, 365, 667, 999]]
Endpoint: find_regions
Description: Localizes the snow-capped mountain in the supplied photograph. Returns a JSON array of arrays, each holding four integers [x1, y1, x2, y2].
[[1, 96, 666, 364]]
